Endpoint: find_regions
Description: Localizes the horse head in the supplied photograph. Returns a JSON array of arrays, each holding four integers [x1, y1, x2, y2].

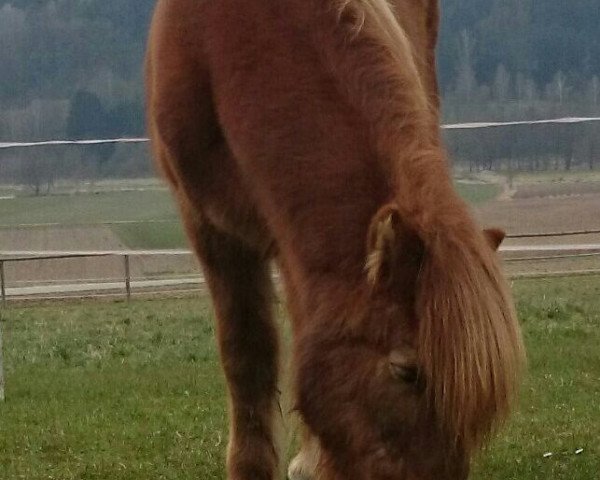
[[351, 202, 522, 479]]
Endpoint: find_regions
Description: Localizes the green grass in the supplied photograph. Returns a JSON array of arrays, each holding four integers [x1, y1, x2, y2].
[[0, 190, 179, 226], [0, 298, 228, 480], [112, 222, 188, 250], [0, 189, 188, 249], [0, 182, 499, 249], [455, 182, 501, 204], [1, 277, 599, 479], [471, 277, 600, 479]]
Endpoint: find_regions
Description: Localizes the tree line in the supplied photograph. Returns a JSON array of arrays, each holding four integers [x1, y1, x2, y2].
[[0, 0, 599, 190], [444, 122, 600, 172]]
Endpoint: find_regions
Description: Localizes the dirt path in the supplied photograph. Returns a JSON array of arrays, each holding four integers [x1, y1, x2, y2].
[[475, 193, 600, 244], [0, 226, 198, 286], [0, 225, 125, 251]]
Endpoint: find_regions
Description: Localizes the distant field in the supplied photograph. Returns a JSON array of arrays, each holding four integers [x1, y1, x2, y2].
[[477, 188, 600, 240], [508, 170, 600, 184], [0, 181, 500, 250], [0, 190, 178, 226], [475, 170, 600, 199], [455, 182, 501, 204], [0, 187, 18, 198], [1, 277, 599, 479], [0, 189, 186, 250], [513, 181, 600, 199], [111, 222, 187, 250]]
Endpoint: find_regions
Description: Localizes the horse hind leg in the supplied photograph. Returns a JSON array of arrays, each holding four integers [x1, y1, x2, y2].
[[192, 220, 280, 480]]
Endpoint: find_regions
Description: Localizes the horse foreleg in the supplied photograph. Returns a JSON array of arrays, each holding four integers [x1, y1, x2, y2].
[[152, 128, 280, 480], [192, 220, 280, 480], [147, 6, 280, 477]]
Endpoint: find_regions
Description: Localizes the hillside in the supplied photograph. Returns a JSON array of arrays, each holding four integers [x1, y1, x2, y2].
[[0, 0, 599, 175]]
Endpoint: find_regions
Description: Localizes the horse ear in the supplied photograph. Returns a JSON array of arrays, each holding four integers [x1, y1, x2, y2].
[[483, 228, 506, 251], [366, 204, 424, 287]]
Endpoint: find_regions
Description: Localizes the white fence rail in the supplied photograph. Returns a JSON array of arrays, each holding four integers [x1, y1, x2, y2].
[[2, 117, 600, 150]]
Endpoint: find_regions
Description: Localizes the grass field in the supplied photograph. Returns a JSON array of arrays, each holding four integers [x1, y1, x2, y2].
[[1, 277, 599, 479], [111, 222, 187, 250], [0, 181, 500, 250], [0, 190, 179, 226], [0, 183, 499, 227], [455, 182, 501, 204], [0, 189, 187, 249], [507, 170, 600, 184]]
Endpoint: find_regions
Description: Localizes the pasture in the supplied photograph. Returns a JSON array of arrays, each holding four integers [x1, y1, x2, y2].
[[0, 180, 498, 252], [0, 188, 186, 250], [0, 190, 178, 226], [1, 276, 599, 479]]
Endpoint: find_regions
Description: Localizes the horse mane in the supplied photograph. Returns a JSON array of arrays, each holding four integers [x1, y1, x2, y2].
[[338, 0, 525, 450], [333, 0, 435, 134]]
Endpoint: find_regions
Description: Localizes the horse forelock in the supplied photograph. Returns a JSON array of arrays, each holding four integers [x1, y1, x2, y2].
[[416, 231, 525, 451]]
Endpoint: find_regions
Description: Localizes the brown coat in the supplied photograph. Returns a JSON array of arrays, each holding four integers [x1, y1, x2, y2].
[[145, 1, 524, 478]]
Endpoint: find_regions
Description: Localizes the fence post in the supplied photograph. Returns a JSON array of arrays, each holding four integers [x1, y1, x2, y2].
[[124, 254, 131, 301], [0, 261, 6, 307], [0, 314, 4, 402], [0, 260, 5, 400]]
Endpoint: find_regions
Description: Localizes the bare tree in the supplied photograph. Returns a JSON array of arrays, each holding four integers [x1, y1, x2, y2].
[[493, 64, 511, 102], [455, 30, 477, 102], [17, 155, 56, 196], [513, 73, 539, 111], [588, 76, 599, 109], [548, 71, 568, 105]]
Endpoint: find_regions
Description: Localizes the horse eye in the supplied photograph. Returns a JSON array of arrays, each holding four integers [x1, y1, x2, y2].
[[389, 362, 420, 384]]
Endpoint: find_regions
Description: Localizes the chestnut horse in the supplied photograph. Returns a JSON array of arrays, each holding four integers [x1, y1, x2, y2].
[[145, 0, 525, 478]]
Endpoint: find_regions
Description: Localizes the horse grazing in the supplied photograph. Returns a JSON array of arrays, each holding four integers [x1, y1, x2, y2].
[[145, 0, 525, 478]]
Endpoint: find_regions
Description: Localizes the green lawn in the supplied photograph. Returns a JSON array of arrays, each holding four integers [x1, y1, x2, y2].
[[0, 189, 187, 249], [111, 222, 188, 250], [0, 298, 228, 480], [1, 277, 599, 479], [472, 277, 600, 479], [455, 182, 501, 204], [0, 190, 179, 226]]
